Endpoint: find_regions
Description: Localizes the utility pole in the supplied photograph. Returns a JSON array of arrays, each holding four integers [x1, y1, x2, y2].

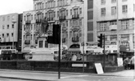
[[58, 25, 61, 79], [103, 34, 106, 70]]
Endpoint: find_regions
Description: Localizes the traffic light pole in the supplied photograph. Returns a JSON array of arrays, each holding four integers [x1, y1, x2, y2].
[[103, 34, 106, 70], [58, 25, 61, 79]]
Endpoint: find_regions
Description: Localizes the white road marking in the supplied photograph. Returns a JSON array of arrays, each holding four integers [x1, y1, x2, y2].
[[61, 75, 88, 79]]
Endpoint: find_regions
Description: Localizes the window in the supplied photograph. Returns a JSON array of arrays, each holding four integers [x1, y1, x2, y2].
[[98, 22, 108, 31], [110, 21, 117, 25], [88, 11, 93, 19], [111, 6, 116, 15], [7, 16, 10, 21], [110, 35, 117, 41], [101, 8, 106, 16], [87, 33, 93, 42], [101, 0, 106, 5], [3, 17, 5, 21], [121, 34, 129, 40], [88, 0, 93, 9], [2, 34, 4, 37], [7, 25, 9, 29], [111, 0, 116, 3], [70, 9, 72, 15], [2, 25, 4, 29], [7, 33, 9, 37], [121, 20, 129, 30], [12, 24, 14, 28], [122, 5, 127, 13], [80, 8, 82, 14], [39, 40, 43, 48], [12, 33, 14, 37], [87, 22, 93, 31]]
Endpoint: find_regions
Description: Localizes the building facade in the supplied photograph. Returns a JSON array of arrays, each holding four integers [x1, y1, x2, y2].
[[95, 0, 135, 52], [0, 13, 20, 52], [22, 0, 96, 51]]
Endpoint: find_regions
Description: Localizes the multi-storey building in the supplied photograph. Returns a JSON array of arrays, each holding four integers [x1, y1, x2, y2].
[[95, 0, 135, 52], [22, 0, 96, 51], [0, 13, 23, 52], [0, 13, 19, 52]]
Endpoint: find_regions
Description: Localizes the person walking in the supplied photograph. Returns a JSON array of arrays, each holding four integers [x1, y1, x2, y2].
[[123, 57, 130, 70]]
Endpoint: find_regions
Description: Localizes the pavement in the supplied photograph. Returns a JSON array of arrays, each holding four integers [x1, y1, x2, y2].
[[0, 69, 134, 81]]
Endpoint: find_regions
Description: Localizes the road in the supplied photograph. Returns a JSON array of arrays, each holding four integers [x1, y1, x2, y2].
[[0, 69, 134, 81]]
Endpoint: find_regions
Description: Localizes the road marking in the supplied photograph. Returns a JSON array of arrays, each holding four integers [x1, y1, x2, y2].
[[61, 75, 88, 79]]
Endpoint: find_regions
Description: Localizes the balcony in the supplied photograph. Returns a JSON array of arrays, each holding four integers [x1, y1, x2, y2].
[[36, 18, 42, 23], [72, 14, 79, 19], [46, 17, 54, 22], [25, 20, 31, 24], [59, 16, 66, 22]]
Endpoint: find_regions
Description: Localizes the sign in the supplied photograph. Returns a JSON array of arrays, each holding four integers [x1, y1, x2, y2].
[[72, 64, 87, 67], [117, 58, 123, 66], [95, 63, 104, 74]]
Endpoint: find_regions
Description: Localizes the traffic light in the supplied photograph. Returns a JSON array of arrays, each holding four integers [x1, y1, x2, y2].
[[97, 34, 103, 48], [47, 24, 61, 44]]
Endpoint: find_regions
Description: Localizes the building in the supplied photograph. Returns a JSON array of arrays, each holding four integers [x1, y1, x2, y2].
[[0, 13, 23, 53], [0, 13, 19, 52], [95, 0, 135, 52], [22, 0, 135, 53], [22, 0, 92, 52]]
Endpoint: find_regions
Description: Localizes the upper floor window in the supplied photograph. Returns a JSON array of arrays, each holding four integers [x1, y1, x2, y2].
[[101, 8, 106, 16], [25, 14, 33, 21], [36, 12, 44, 20], [111, 6, 116, 15], [46, 10, 55, 21], [98, 22, 108, 31], [35, 2, 44, 10], [121, 20, 129, 30], [2, 25, 4, 29], [58, 0, 67, 7], [7, 16, 10, 21], [46, 0, 55, 9], [111, 0, 116, 3], [58, 8, 68, 18], [7, 25, 9, 29], [3, 17, 5, 21], [7, 33, 9, 37], [71, 7, 82, 16], [122, 5, 127, 13], [110, 21, 117, 25], [101, 0, 106, 5], [12, 24, 14, 28], [12, 33, 14, 37]]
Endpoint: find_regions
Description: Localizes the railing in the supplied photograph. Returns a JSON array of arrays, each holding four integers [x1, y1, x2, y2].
[[72, 14, 79, 19]]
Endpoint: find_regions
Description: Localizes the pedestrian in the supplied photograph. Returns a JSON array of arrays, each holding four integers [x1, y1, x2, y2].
[[130, 56, 135, 69], [123, 57, 130, 70]]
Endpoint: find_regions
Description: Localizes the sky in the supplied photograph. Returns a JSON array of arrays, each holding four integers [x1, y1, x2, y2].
[[0, 0, 33, 15]]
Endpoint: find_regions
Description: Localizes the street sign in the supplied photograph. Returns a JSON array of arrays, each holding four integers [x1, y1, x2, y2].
[[95, 63, 104, 74]]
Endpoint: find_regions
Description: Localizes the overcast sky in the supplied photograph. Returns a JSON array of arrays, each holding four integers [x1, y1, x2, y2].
[[0, 0, 33, 15]]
